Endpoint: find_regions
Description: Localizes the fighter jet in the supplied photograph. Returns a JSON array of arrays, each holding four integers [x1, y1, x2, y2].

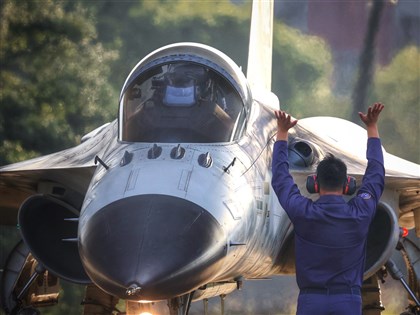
[[1, 1, 419, 315]]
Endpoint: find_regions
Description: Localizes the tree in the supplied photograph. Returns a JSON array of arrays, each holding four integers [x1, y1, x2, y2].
[[371, 46, 420, 163], [0, 0, 118, 165], [271, 23, 340, 118], [83, 0, 252, 92]]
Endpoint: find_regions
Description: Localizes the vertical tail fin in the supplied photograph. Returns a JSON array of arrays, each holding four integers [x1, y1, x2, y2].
[[246, 0, 274, 92]]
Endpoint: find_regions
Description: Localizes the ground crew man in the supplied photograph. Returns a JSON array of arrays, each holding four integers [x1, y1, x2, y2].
[[271, 103, 385, 315]]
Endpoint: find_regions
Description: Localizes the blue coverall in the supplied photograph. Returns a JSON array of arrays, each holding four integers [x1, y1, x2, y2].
[[272, 138, 385, 315]]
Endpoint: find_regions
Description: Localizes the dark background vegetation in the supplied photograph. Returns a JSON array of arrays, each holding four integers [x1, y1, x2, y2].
[[1, 0, 418, 314]]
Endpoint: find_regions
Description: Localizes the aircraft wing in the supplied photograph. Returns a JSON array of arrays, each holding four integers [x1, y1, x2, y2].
[[0, 121, 117, 226], [289, 116, 420, 234]]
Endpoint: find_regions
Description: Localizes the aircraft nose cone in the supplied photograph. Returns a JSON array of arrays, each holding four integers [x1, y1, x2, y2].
[[79, 195, 226, 300]]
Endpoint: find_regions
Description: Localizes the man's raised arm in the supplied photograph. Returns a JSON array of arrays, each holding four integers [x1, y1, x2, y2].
[[358, 102, 384, 138]]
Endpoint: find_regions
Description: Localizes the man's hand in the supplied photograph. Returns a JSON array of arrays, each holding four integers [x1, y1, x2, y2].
[[274, 110, 298, 141], [358, 102, 384, 127], [358, 102, 384, 138]]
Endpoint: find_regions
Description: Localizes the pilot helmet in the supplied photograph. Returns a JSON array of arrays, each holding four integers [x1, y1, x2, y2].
[[163, 63, 211, 107]]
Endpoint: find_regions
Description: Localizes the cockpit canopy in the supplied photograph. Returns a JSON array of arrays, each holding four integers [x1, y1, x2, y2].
[[119, 61, 248, 143]]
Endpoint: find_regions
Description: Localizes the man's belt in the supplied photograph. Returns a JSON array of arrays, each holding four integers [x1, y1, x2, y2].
[[300, 287, 361, 296]]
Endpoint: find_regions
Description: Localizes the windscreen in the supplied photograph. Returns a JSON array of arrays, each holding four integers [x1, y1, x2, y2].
[[120, 62, 246, 143]]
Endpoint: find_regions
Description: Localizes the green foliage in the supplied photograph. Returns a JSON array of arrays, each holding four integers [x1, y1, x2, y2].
[[0, 0, 118, 165], [0, 140, 38, 164], [84, 0, 251, 91], [371, 46, 420, 163], [271, 24, 346, 118]]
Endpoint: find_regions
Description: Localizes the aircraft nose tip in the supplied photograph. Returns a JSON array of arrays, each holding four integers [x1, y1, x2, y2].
[[79, 194, 226, 300]]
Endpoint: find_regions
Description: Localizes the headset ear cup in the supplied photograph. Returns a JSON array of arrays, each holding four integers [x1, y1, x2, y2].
[[306, 175, 319, 194], [314, 176, 319, 193], [343, 176, 357, 195], [343, 177, 349, 195]]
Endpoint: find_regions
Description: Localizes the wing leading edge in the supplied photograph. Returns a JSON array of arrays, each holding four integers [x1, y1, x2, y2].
[[0, 121, 117, 225]]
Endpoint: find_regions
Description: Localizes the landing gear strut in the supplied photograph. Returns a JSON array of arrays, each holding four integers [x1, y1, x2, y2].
[[168, 292, 194, 315], [386, 260, 420, 315]]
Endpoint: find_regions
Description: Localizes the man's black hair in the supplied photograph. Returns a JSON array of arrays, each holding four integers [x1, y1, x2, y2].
[[316, 153, 347, 191]]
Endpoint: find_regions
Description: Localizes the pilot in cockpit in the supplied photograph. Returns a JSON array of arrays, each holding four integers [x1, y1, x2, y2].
[[121, 61, 245, 143], [162, 63, 214, 107]]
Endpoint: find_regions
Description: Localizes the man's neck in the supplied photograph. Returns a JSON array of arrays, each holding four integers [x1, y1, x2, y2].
[[319, 189, 343, 196]]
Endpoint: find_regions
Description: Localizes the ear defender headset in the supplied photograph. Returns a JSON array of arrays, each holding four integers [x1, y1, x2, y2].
[[306, 174, 356, 195]]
